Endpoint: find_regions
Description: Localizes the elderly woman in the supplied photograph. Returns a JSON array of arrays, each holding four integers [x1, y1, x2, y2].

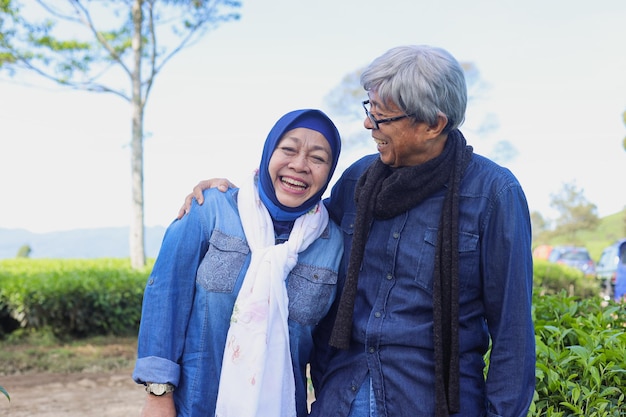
[[132, 109, 343, 417]]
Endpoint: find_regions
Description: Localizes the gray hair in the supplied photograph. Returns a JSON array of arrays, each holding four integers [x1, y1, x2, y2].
[[360, 45, 467, 133]]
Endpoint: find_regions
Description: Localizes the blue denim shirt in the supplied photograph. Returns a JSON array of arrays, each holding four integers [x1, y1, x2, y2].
[[310, 153, 535, 417], [132, 188, 343, 417]]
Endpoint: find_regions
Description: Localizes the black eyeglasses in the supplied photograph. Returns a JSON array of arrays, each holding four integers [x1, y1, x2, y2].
[[362, 100, 412, 129]]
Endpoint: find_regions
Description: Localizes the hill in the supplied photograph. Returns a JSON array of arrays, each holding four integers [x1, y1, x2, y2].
[[0, 226, 166, 259], [541, 209, 626, 261], [1, 210, 624, 261]]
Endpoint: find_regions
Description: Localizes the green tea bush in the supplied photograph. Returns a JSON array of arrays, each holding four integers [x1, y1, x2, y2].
[[533, 259, 600, 298], [529, 292, 626, 416], [0, 259, 152, 338], [2, 258, 625, 415]]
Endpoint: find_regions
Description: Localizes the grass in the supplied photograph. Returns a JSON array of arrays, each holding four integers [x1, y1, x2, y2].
[[0, 330, 137, 375]]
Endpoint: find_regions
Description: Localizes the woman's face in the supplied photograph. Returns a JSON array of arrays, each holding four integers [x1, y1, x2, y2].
[[268, 127, 332, 208]]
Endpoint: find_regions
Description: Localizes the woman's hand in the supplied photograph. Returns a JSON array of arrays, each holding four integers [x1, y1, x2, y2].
[[140, 393, 176, 417], [176, 178, 237, 219]]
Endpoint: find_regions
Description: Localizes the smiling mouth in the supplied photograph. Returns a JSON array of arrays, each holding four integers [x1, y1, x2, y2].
[[281, 176, 308, 190], [374, 138, 388, 146]]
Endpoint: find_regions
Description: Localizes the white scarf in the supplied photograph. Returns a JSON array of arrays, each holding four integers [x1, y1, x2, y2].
[[215, 172, 329, 417]]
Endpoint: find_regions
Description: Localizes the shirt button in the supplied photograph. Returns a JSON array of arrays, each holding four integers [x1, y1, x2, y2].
[[386, 273, 393, 280], [374, 311, 382, 318], [393, 232, 400, 239], [369, 347, 376, 353], [351, 385, 357, 392]]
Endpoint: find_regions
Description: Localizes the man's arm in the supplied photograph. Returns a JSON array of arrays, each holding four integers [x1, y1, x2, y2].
[[176, 178, 236, 219], [482, 184, 535, 417]]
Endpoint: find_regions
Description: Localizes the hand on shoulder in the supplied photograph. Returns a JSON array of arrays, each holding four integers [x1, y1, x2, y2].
[[177, 179, 236, 219]]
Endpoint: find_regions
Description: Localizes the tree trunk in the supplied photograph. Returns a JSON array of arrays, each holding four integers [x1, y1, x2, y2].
[[130, 106, 146, 269], [130, 0, 146, 269]]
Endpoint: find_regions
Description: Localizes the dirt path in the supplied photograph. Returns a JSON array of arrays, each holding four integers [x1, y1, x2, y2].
[[0, 369, 145, 417]]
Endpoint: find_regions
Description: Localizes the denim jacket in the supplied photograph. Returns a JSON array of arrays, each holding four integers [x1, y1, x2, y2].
[[310, 153, 535, 417], [133, 188, 343, 417]]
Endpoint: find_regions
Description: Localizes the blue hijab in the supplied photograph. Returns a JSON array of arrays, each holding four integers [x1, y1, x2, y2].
[[257, 109, 341, 222]]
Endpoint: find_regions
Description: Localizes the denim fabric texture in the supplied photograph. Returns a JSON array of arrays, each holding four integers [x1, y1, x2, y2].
[[310, 153, 535, 417], [346, 375, 377, 417], [132, 188, 343, 417]]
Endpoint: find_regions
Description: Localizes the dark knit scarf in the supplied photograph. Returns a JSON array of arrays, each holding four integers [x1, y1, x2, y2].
[[329, 129, 473, 417]]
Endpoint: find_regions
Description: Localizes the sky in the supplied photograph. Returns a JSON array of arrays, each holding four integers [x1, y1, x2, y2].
[[1, 0, 625, 233]]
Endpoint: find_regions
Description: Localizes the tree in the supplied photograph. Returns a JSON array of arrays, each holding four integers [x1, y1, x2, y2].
[[549, 181, 600, 244], [530, 210, 550, 244], [16, 244, 31, 258], [0, 0, 241, 268]]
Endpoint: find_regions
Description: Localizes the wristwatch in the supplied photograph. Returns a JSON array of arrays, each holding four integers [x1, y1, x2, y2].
[[145, 382, 175, 396]]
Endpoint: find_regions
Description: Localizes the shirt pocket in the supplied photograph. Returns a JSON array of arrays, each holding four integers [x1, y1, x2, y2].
[[340, 213, 356, 235], [287, 264, 338, 326], [415, 228, 479, 293], [196, 229, 249, 293]]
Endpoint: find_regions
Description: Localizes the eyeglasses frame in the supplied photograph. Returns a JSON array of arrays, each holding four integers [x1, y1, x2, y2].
[[362, 99, 413, 129]]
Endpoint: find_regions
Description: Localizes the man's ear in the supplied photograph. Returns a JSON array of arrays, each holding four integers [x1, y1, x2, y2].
[[426, 113, 448, 136], [426, 113, 448, 137]]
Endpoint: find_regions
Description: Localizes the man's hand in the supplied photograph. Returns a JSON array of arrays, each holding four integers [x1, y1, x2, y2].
[[176, 178, 236, 219]]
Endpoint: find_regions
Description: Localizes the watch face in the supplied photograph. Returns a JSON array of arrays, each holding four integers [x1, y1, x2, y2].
[[152, 384, 166, 395], [146, 383, 174, 396]]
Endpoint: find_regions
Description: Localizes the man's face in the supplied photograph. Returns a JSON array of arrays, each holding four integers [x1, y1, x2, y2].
[[364, 91, 445, 167]]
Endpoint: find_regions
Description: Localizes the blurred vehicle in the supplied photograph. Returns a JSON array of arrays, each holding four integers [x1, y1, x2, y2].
[[597, 239, 626, 301], [532, 244, 553, 260], [548, 246, 596, 277]]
